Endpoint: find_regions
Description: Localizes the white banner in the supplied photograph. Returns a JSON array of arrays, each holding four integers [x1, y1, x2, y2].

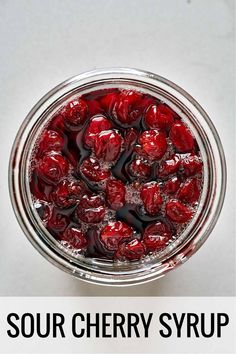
[[0, 297, 235, 354]]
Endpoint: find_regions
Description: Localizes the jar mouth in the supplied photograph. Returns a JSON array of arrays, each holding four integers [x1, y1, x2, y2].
[[9, 68, 227, 286]]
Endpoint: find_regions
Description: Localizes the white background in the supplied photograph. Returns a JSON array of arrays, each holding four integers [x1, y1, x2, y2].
[[0, 0, 235, 296]]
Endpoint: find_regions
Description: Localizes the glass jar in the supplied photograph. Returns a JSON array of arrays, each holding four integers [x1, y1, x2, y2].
[[9, 68, 226, 286]]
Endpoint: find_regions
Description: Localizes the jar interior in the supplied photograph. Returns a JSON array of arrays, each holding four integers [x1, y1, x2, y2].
[[22, 78, 211, 277]]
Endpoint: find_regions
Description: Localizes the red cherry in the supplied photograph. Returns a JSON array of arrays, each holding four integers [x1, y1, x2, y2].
[[163, 176, 181, 194], [37, 153, 69, 185], [124, 128, 139, 150], [100, 92, 119, 113], [80, 157, 110, 182], [129, 158, 151, 178], [166, 200, 193, 223], [83, 115, 112, 148], [140, 182, 163, 215], [100, 221, 133, 251], [51, 179, 86, 208], [145, 104, 174, 130], [138, 130, 167, 160], [181, 154, 203, 176], [39, 130, 64, 154], [49, 113, 66, 132], [64, 98, 87, 129], [113, 90, 143, 124], [87, 99, 103, 116], [94, 129, 123, 161], [158, 154, 181, 177], [76, 194, 105, 223], [106, 179, 126, 210], [143, 222, 172, 252], [177, 178, 201, 204], [47, 211, 69, 233], [116, 239, 146, 261], [170, 121, 195, 152], [136, 96, 156, 112], [60, 227, 87, 249]]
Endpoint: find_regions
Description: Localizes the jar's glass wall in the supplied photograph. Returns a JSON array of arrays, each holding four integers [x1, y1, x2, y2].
[[9, 68, 226, 286]]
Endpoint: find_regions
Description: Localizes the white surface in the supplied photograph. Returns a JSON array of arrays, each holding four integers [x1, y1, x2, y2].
[[0, 0, 235, 296]]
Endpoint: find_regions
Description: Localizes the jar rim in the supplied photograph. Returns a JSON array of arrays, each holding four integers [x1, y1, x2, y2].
[[9, 67, 227, 286]]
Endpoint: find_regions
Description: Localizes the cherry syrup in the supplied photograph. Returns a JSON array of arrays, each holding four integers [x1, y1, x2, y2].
[[29, 88, 203, 261]]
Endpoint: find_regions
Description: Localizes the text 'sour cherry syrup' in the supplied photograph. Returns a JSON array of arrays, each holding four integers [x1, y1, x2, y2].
[[29, 88, 203, 262]]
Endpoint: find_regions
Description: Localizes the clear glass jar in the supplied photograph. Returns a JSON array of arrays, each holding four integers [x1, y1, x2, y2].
[[9, 68, 226, 286]]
